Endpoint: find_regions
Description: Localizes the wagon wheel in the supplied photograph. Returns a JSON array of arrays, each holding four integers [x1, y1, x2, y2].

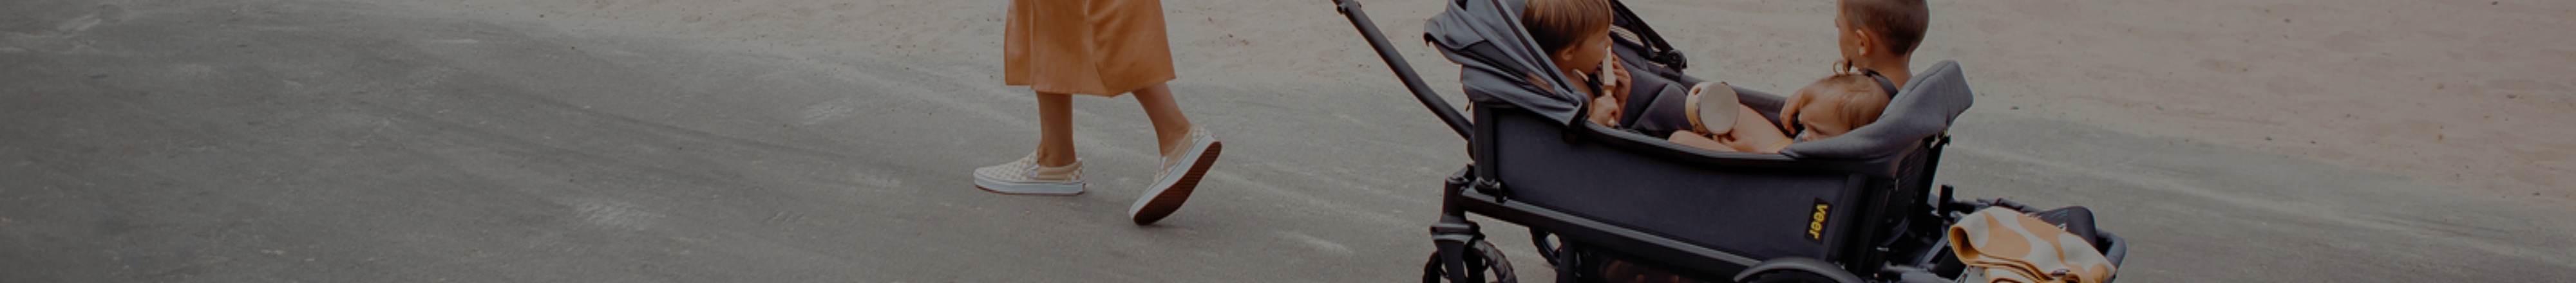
[[1736, 270, 1841, 283], [1421, 237, 1517, 283], [1733, 258, 1864, 283]]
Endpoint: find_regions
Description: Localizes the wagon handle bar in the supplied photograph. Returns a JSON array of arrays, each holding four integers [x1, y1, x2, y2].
[[1332, 0, 1473, 140]]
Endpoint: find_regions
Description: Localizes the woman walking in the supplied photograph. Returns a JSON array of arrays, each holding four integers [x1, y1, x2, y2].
[[972, 0, 1222, 226]]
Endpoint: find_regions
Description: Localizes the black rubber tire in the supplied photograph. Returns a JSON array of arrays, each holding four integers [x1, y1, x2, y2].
[[1422, 239, 1519, 283], [1738, 270, 1841, 283]]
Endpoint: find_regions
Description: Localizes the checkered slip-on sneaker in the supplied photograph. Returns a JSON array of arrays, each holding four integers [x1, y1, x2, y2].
[[973, 154, 1084, 196], [1129, 127, 1221, 225]]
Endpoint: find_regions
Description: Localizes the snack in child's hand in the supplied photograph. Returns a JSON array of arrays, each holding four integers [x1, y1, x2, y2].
[[1598, 49, 1619, 87]]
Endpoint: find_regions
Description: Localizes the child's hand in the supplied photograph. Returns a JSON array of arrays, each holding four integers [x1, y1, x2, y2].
[[1779, 89, 1815, 134], [1601, 52, 1632, 104], [1719, 107, 1796, 153], [1587, 95, 1622, 127]]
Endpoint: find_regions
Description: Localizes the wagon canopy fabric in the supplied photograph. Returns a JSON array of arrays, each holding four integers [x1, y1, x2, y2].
[[1425, 0, 1586, 125]]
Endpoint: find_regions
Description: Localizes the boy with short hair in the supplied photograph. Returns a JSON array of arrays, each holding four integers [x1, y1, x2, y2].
[[1520, 0, 1630, 118], [1830, 0, 1929, 86]]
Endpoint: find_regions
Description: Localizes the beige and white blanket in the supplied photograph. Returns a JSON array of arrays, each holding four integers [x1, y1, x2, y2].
[[1947, 207, 2117, 283]]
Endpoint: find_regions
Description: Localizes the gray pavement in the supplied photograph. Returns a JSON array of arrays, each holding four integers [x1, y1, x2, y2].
[[5, 0, 2572, 282]]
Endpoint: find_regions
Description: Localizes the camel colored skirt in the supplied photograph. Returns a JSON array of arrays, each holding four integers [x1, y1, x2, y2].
[[1005, 0, 1177, 96]]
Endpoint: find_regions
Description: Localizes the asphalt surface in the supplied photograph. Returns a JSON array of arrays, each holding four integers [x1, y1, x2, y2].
[[5, 0, 2572, 282]]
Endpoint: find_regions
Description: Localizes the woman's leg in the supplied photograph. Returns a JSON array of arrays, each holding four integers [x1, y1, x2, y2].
[[1124, 82, 1217, 225], [972, 90, 1086, 196], [1034, 91, 1079, 167], [1130, 83, 1194, 154]]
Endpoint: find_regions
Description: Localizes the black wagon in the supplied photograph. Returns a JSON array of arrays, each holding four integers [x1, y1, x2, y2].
[[1323, 1, 2128, 282]]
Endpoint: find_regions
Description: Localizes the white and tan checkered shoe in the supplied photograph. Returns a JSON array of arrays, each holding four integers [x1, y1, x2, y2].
[[1129, 127, 1221, 225], [973, 154, 1084, 196]]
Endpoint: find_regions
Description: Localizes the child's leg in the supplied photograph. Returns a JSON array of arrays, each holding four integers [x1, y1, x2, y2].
[[1696, 104, 1762, 137], [1034, 91, 1078, 167], [1131, 83, 1195, 154], [1667, 132, 1739, 152]]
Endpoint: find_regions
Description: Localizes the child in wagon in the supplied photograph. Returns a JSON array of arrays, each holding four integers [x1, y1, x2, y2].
[[1568, 0, 1928, 154]]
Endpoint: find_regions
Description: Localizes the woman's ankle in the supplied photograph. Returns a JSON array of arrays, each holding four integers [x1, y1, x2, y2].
[[1032, 149, 1078, 167], [1151, 127, 1197, 156]]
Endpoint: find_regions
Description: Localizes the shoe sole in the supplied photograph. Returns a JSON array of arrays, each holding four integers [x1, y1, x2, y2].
[[1130, 141, 1220, 225], [976, 179, 1085, 196]]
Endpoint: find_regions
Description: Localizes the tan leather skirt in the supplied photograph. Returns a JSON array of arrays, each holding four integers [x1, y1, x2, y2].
[[1004, 0, 1176, 96]]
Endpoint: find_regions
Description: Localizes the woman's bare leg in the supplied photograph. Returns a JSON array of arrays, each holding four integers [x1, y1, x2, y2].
[[1124, 82, 1214, 225], [1034, 91, 1079, 167], [1131, 83, 1195, 154]]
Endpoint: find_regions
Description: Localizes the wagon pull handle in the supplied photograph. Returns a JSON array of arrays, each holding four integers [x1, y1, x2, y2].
[[1331, 0, 1473, 140]]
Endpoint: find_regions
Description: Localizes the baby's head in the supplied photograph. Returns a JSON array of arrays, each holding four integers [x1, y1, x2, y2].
[[1787, 73, 1893, 142], [1835, 0, 1929, 69], [1523, 0, 1613, 78]]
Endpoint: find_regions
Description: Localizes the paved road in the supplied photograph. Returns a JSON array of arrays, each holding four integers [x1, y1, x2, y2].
[[5, 0, 2571, 282]]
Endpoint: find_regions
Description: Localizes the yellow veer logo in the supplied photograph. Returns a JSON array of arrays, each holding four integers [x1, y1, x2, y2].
[[1807, 203, 1830, 242]]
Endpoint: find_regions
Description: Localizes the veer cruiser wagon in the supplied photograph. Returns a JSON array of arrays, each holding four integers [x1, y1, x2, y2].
[[1321, 0, 2130, 282]]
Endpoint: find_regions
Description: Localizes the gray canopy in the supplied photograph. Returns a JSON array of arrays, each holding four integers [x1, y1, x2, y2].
[[1425, 0, 1587, 124]]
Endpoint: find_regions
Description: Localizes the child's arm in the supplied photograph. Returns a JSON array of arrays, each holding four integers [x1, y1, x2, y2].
[[1586, 95, 1622, 127], [1777, 89, 1815, 134], [1715, 107, 1793, 153], [1669, 105, 1788, 153], [1585, 52, 1633, 127]]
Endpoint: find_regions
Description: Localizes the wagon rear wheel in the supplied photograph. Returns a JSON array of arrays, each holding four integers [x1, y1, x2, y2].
[[1421, 238, 1517, 283], [1737, 270, 1842, 283], [1731, 257, 1864, 283]]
